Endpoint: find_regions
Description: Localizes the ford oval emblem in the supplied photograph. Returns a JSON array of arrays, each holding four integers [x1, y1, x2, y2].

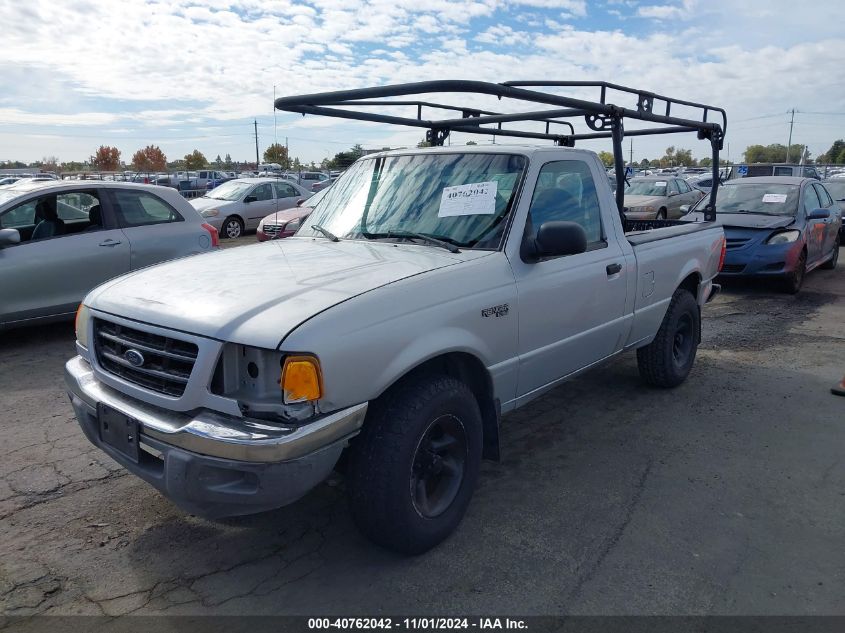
[[124, 349, 145, 367]]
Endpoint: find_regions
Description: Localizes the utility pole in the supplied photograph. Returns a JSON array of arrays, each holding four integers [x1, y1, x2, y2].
[[273, 85, 277, 145], [629, 138, 633, 167], [285, 136, 289, 169], [785, 108, 795, 163], [254, 119, 259, 166]]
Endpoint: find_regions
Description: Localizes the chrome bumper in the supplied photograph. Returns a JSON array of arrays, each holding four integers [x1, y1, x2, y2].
[[64, 355, 368, 463]]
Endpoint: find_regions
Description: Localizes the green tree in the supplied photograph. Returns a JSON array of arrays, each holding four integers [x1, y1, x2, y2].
[[743, 143, 807, 163], [597, 151, 615, 168], [466, 141, 478, 146], [817, 139, 845, 164], [184, 149, 207, 170], [213, 154, 222, 167], [699, 157, 712, 167], [263, 143, 289, 168], [417, 140, 432, 148], [132, 145, 167, 172], [674, 148, 695, 166], [92, 145, 121, 171], [224, 153, 233, 169]]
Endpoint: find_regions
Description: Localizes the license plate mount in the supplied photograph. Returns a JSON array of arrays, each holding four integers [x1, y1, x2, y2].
[[98, 404, 140, 463]]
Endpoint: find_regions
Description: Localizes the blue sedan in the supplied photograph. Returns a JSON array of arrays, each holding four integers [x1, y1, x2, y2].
[[684, 177, 841, 293]]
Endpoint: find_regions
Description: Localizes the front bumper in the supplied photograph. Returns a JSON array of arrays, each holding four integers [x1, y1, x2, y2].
[[65, 355, 368, 517], [719, 240, 802, 277]]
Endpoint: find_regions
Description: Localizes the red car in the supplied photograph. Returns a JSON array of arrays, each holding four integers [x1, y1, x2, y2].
[[256, 186, 329, 241]]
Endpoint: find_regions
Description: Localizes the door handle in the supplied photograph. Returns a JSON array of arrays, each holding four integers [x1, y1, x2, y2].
[[99, 240, 122, 247], [606, 263, 622, 275]]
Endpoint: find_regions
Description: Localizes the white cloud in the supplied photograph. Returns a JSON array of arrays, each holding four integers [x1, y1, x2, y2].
[[637, 0, 696, 20], [0, 0, 843, 164]]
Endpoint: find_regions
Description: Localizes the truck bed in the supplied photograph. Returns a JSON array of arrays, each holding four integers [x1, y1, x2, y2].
[[625, 219, 716, 245]]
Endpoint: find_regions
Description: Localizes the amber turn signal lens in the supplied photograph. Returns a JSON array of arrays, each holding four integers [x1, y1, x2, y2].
[[281, 356, 323, 404]]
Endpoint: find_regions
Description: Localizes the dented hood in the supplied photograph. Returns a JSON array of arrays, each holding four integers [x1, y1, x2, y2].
[[86, 238, 477, 348]]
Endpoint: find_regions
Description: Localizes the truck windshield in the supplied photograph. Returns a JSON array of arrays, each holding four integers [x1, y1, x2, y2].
[[297, 152, 527, 249], [691, 183, 800, 216]]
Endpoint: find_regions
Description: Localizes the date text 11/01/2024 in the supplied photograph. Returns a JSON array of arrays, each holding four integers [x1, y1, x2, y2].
[[307, 618, 528, 629]]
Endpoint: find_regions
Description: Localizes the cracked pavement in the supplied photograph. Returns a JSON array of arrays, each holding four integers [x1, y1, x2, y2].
[[1, 247, 843, 618]]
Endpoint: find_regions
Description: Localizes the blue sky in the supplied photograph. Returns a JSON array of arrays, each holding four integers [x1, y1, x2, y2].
[[1, 0, 843, 166]]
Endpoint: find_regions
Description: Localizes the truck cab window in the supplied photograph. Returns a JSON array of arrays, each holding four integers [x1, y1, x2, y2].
[[527, 160, 603, 247]]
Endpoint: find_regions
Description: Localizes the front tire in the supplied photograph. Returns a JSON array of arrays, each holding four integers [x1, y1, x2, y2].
[[637, 289, 700, 388], [782, 250, 807, 293], [820, 237, 839, 270], [347, 374, 482, 555], [656, 208, 667, 220], [221, 216, 244, 239]]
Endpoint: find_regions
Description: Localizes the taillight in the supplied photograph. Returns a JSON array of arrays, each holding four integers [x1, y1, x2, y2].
[[202, 223, 219, 247], [718, 235, 726, 272]]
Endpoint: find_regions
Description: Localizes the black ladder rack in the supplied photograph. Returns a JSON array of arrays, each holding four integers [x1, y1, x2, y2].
[[274, 80, 726, 223]]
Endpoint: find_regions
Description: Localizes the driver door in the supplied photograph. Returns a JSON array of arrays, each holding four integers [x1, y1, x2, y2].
[[802, 184, 825, 265], [243, 182, 276, 229]]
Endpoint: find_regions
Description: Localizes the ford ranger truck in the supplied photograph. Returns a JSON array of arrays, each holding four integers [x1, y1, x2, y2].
[[66, 145, 725, 554]]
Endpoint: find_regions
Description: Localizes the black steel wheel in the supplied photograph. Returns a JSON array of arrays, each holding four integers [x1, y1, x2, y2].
[[347, 374, 482, 555], [637, 289, 699, 388], [410, 415, 468, 518]]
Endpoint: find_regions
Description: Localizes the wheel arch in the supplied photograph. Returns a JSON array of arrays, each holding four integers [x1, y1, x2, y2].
[[677, 270, 702, 343], [375, 351, 501, 461]]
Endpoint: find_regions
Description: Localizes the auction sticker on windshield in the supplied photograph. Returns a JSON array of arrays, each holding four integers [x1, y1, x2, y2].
[[438, 181, 497, 217], [762, 193, 788, 203], [655, 181, 667, 187]]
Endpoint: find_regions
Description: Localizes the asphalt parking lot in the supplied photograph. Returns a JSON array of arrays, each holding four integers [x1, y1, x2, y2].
[[1, 245, 843, 617]]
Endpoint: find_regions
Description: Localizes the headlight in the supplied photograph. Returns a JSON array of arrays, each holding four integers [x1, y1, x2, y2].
[[75, 304, 90, 349], [280, 355, 323, 404], [766, 230, 801, 245], [201, 208, 220, 218], [285, 218, 303, 232]]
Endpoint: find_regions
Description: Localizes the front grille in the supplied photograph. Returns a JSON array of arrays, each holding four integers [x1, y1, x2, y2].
[[262, 223, 282, 237], [726, 238, 750, 249], [721, 264, 746, 273], [94, 319, 198, 397]]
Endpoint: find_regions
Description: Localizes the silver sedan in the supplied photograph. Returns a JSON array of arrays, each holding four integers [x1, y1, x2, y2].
[[190, 178, 313, 239], [0, 180, 217, 330]]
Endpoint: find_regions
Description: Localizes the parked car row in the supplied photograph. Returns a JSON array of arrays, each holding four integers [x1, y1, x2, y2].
[[189, 177, 313, 239]]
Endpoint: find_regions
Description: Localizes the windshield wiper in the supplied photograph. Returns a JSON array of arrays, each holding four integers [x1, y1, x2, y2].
[[726, 209, 784, 217], [311, 224, 340, 242], [385, 229, 460, 253]]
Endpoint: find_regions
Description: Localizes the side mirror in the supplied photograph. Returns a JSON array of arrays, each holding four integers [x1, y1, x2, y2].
[[668, 190, 679, 197], [524, 221, 587, 261], [0, 228, 21, 248], [680, 205, 690, 214], [807, 208, 830, 220], [296, 198, 305, 207], [243, 195, 257, 204]]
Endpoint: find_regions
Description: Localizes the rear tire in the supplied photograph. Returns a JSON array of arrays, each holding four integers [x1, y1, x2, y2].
[[820, 237, 839, 270], [347, 374, 482, 555], [637, 289, 699, 388], [781, 250, 807, 294], [221, 216, 244, 239]]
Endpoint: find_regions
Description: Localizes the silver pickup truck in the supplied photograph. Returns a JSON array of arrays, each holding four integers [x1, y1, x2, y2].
[[66, 80, 729, 553], [65, 145, 724, 551]]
